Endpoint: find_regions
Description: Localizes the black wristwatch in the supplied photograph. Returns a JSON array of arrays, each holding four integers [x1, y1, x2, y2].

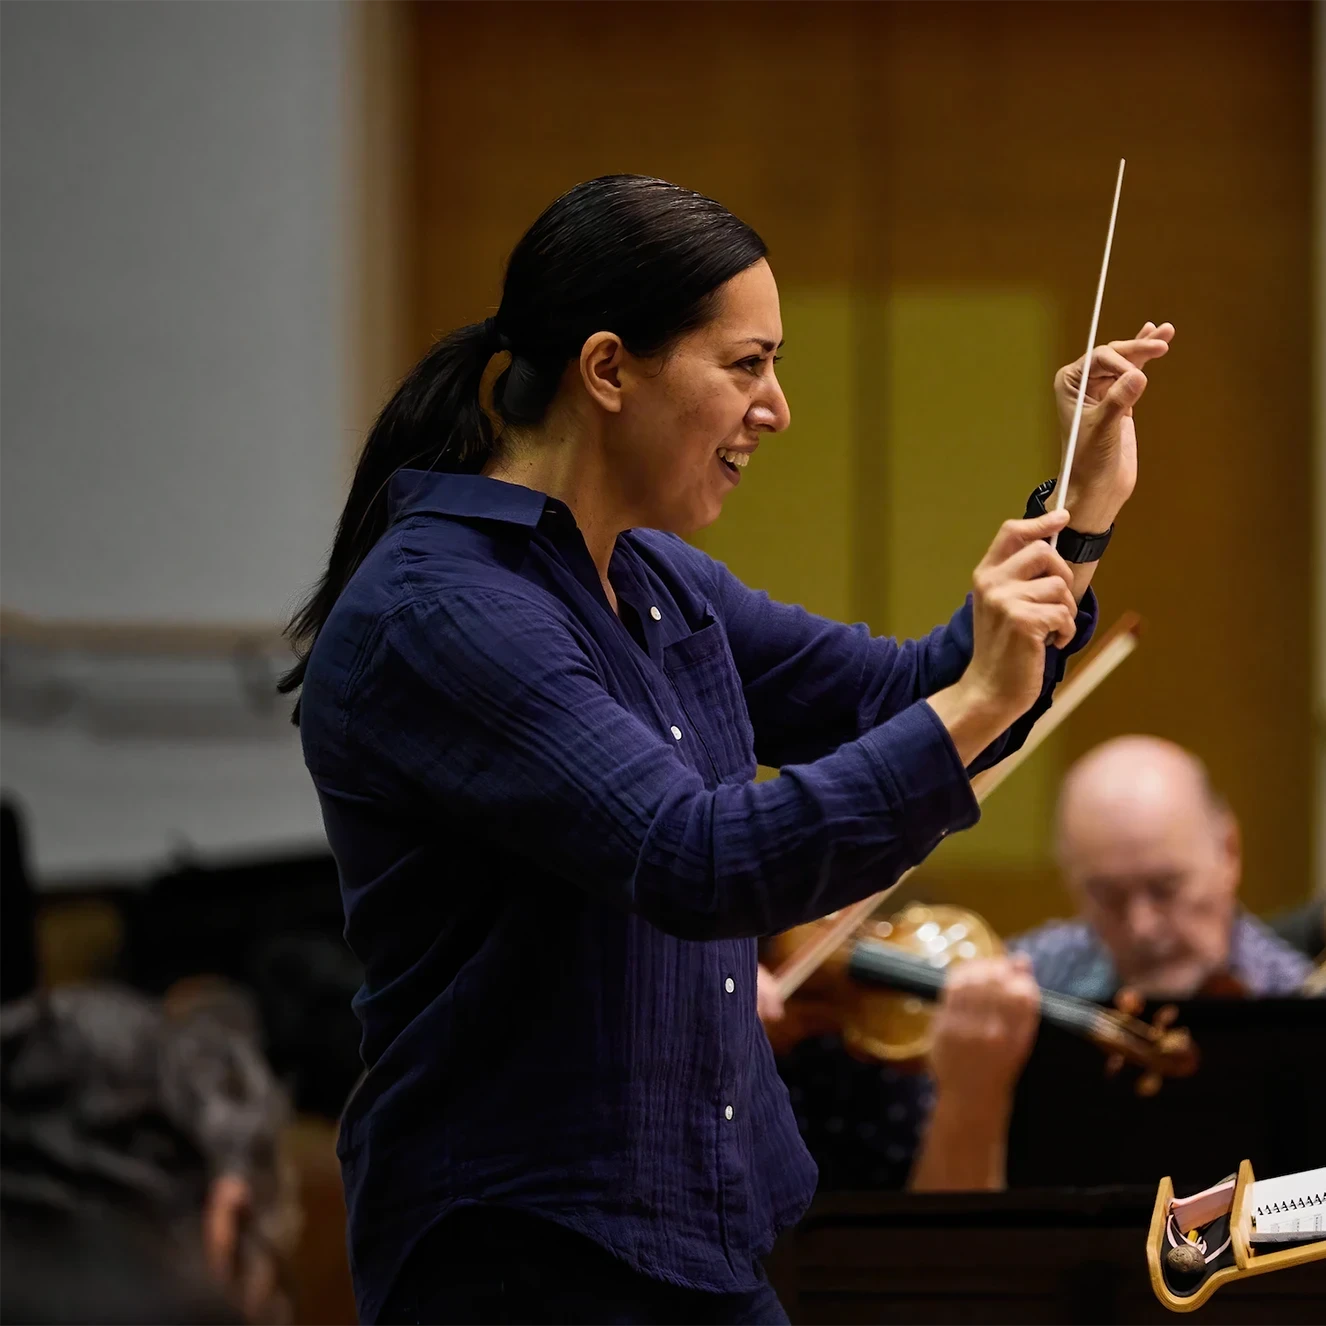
[[1025, 479, 1113, 563]]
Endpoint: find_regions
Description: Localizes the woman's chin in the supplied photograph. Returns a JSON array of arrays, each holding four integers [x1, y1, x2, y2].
[[686, 499, 729, 535], [645, 493, 727, 535]]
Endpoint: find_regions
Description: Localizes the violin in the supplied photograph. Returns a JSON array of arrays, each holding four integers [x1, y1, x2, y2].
[[763, 902, 1200, 1097]]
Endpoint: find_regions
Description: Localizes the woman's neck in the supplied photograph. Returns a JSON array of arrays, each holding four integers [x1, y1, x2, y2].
[[482, 417, 627, 607]]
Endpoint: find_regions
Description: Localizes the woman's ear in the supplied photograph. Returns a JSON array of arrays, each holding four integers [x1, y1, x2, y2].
[[202, 1172, 252, 1286], [578, 332, 625, 413]]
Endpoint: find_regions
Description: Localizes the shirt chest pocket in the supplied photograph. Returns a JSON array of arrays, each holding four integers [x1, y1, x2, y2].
[[662, 617, 757, 786]]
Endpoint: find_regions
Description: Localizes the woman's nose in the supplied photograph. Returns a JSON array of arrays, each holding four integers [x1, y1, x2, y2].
[[748, 378, 791, 433]]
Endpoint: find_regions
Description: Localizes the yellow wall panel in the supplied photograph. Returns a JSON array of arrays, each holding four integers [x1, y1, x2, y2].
[[885, 291, 1059, 866]]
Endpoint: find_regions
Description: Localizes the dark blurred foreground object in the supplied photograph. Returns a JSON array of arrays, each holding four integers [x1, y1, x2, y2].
[[1008, 998, 1326, 1194], [121, 851, 362, 1118], [2, 1212, 238, 1325], [1, 800, 39, 1003], [766, 1187, 1326, 1324], [115, 853, 362, 1323]]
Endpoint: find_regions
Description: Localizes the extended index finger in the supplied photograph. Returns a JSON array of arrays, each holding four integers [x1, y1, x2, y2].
[[1105, 336, 1171, 370], [982, 509, 1070, 566], [1107, 321, 1175, 369], [1134, 320, 1175, 343]]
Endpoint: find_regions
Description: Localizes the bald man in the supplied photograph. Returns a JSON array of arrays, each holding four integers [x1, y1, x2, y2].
[[1011, 736, 1311, 999]]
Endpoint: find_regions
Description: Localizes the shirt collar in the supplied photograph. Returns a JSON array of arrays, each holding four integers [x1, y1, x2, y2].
[[1065, 942, 1119, 1003], [1226, 909, 1305, 995], [387, 469, 551, 528]]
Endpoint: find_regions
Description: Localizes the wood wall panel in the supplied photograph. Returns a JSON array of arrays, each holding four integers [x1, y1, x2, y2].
[[408, 1, 869, 343], [853, 1, 1313, 919]]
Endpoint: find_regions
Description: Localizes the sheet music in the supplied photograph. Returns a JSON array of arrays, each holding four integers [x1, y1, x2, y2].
[[1250, 1166, 1326, 1242]]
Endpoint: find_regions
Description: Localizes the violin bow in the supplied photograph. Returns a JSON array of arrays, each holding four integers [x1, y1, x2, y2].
[[773, 610, 1142, 1001]]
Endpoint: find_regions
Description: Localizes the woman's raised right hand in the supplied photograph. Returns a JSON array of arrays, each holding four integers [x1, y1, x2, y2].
[[928, 508, 1078, 766]]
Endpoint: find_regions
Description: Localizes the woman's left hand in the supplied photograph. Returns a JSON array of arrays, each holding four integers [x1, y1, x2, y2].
[[1054, 320, 1175, 533]]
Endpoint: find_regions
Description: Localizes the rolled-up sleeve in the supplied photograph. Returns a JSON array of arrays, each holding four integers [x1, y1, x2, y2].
[[350, 589, 980, 941]]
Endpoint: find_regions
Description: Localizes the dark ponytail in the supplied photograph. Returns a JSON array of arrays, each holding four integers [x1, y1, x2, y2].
[[279, 175, 766, 719]]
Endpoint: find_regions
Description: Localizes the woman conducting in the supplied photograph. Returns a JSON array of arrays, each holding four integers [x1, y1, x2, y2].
[[283, 175, 1172, 1324]]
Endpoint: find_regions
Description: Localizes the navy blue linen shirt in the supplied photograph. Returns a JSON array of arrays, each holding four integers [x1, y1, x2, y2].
[[298, 470, 1097, 1322]]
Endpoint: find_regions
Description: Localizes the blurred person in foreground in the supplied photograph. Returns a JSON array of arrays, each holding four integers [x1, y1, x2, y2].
[[0, 984, 297, 1325], [280, 173, 1172, 1323], [759, 954, 1040, 1193], [1010, 736, 1312, 1000], [0, 1214, 246, 1326]]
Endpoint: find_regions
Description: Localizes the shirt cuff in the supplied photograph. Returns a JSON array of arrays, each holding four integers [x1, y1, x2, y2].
[[1046, 586, 1099, 682], [859, 699, 981, 862]]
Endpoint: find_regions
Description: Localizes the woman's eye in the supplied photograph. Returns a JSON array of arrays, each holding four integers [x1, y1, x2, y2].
[[736, 355, 781, 374]]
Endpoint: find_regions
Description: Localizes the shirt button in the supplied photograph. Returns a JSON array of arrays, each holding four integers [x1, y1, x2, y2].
[[649, 605, 662, 621], [670, 725, 682, 740], [724, 1105, 734, 1121], [724, 977, 735, 994]]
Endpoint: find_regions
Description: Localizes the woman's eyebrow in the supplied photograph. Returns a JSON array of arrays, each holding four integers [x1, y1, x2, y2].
[[734, 338, 785, 352]]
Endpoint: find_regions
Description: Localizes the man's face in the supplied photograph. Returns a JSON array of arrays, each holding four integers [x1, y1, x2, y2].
[[1058, 762, 1241, 997]]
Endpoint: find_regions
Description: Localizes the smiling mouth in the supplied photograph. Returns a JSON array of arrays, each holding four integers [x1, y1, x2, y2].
[[717, 447, 749, 478]]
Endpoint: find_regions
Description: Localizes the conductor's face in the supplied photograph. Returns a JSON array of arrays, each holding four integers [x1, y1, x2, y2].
[[1056, 737, 1242, 998], [594, 258, 792, 533]]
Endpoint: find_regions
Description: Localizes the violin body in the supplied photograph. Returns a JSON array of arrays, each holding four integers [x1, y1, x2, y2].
[[764, 901, 1198, 1092], [763, 903, 1001, 1065]]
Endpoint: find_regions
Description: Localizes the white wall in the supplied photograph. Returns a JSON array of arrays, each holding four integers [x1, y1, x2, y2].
[[1, 0, 352, 879]]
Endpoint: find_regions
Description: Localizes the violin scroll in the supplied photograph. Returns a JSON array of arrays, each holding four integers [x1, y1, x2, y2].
[[1090, 998, 1199, 1095]]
